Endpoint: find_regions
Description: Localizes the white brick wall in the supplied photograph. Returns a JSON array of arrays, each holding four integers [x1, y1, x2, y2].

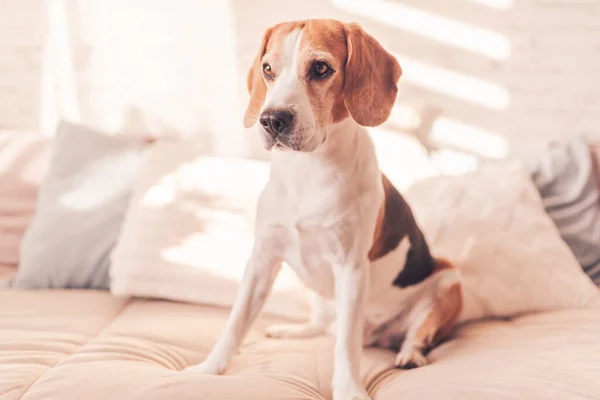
[[0, 1, 47, 130], [1, 0, 600, 158]]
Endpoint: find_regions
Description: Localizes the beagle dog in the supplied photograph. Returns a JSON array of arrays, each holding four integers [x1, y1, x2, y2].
[[186, 19, 462, 400]]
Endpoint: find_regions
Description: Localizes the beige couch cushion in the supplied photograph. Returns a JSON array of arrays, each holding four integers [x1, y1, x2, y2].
[[2, 290, 599, 400]]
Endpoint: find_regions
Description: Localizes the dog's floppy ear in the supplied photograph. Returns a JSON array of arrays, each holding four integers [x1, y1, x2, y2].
[[244, 28, 273, 128], [343, 23, 402, 127]]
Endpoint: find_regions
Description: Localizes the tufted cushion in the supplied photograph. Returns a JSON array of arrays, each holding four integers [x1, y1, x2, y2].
[[1, 290, 600, 400]]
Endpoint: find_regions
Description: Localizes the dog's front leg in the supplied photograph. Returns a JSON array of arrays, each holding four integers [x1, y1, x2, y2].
[[185, 248, 281, 375], [332, 259, 371, 400]]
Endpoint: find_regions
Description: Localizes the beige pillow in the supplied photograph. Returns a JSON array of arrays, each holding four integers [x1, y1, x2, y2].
[[406, 162, 600, 322], [110, 140, 308, 319], [0, 132, 50, 267]]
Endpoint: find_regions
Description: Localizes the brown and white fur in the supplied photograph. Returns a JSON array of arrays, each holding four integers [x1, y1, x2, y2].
[[185, 20, 462, 400]]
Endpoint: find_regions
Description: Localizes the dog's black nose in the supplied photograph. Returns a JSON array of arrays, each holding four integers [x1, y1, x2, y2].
[[259, 109, 295, 136]]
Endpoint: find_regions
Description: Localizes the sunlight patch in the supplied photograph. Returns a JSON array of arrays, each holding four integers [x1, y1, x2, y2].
[[397, 54, 510, 110], [331, 0, 510, 59], [431, 117, 508, 159]]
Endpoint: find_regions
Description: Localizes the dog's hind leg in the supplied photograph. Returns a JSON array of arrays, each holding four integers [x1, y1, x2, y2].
[[265, 292, 334, 339], [368, 259, 462, 369], [394, 259, 462, 368]]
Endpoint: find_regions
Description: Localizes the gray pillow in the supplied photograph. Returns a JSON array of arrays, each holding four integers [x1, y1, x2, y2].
[[12, 121, 147, 289], [531, 136, 600, 285]]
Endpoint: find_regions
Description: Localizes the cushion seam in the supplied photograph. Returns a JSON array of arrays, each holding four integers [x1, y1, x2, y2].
[[17, 300, 132, 399]]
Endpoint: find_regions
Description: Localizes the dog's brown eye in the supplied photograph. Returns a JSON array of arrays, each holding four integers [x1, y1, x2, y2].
[[263, 63, 274, 79], [311, 61, 332, 79]]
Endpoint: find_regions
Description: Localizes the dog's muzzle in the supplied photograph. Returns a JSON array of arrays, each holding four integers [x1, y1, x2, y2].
[[259, 109, 296, 139]]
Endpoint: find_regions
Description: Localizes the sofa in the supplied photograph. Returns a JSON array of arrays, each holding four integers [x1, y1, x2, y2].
[[2, 285, 600, 400], [1, 125, 600, 400]]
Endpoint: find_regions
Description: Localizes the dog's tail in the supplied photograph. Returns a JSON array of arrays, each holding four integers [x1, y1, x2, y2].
[[434, 257, 489, 325], [433, 257, 458, 273]]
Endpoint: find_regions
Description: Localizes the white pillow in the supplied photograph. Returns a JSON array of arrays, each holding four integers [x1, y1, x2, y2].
[[406, 162, 600, 322], [110, 139, 309, 319]]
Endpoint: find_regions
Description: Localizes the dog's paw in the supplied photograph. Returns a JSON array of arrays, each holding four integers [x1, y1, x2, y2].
[[183, 360, 225, 375], [265, 323, 324, 339], [333, 378, 371, 400], [333, 386, 371, 400], [394, 347, 429, 369]]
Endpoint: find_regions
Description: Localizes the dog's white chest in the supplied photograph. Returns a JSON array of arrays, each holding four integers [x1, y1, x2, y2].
[[283, 224, 337, 299]]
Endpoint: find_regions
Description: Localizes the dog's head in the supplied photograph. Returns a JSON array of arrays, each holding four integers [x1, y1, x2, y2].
[[244, 20, 402, 152]]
